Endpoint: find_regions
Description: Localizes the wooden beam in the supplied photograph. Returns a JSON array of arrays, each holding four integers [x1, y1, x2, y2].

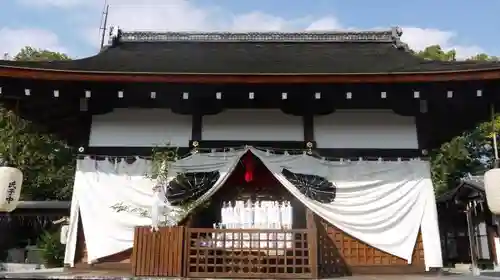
[[2, 67, 500, 83], [84, 145, 421, 159]]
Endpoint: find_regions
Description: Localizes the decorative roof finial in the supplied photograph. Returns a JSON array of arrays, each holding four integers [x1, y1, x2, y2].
[[108, 26, 121, 46], [391, 26, 408, 50]]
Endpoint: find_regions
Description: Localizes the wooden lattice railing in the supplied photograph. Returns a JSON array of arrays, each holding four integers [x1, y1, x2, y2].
[[185, 228, 314, 278]]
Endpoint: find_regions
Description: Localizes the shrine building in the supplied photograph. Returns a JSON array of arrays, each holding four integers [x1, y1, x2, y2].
[[1, 27, 500, 278]]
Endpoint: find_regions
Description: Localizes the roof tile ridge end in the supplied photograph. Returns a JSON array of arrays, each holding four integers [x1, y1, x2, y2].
[[390, 26, 411, 51]]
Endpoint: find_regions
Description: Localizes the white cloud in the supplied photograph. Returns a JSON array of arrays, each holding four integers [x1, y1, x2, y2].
[[0, 27, 66, 58], [231, 12, 288, 31], [13, 0, 486, 59], [401, 27, 483, 59], [16, 0, 96, 8], [306, 17, 343, 31], [302, 19, 485, 59]]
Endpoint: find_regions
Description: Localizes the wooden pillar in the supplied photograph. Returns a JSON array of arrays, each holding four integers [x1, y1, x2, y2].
[[303, 113, 314, 142], [415, 104, 431, 155], [487, 225, 498, 265], [182, 226, 189, 278], [443, 218, 449, 265], [191, 112, 202, 141], [306, 209, 318, 278]]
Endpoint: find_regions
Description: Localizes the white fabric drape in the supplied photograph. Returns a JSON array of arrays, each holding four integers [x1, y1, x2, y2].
[[65, 150, 244, 265], [65, 157, 156, 264], [250, 148, 431, 264], [63, 177, 80, 266], [64, 147, 442, 270], [152, 149, 245, 228]]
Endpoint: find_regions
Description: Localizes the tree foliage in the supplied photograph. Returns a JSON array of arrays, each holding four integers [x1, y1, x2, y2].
[[416, 45, 457, 61], [416, 45, 499, 62], [430, 117, 500, 195], [13, 46, 71, 61], [417, 45, 500, 195], [0, 47, 75, 200], [467, 53, 500, 62]]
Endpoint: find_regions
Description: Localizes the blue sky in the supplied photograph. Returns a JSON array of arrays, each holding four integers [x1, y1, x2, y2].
[[0, 0, 499, 59]]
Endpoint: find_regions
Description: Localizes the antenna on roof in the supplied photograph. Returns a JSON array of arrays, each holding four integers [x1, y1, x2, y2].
[[99, 1, 110, 50]]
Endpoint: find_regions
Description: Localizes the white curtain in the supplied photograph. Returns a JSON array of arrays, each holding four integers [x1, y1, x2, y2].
[[64, 147, 442, 270], [248, 148, 442, 269], [151, 149, 245, 228], [65, 150, 245, 265], [64, 157, 156, 265]]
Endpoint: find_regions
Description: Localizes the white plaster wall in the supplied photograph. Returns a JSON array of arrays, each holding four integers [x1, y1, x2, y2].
[[202, 109, 303, 141], [314, 110, 418, 149], [89, 109, 192, 147], [89, 108, 417, 149]]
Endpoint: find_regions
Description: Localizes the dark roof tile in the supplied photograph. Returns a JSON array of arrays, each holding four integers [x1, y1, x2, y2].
[[1, 29, 499, 74]]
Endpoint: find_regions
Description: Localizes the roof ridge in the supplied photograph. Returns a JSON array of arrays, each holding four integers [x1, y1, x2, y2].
[[108, 26, 404, 45]]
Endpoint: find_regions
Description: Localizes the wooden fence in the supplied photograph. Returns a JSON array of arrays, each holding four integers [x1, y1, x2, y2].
[[131, 226, 317, 278], [131, 211, 425, 278], [185, 228, 315, 279], [131, 226, 184, 277]]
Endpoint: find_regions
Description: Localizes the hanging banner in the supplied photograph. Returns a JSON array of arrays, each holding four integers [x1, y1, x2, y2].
[[60, 225, 69, 245], [0, 167, 23, 212]]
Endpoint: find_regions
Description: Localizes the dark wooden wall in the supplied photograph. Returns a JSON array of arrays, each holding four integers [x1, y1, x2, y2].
[[315, 216, 425, 277]]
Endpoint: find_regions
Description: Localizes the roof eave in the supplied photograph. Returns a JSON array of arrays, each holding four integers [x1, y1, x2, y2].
[[1, 66, 500, 84]]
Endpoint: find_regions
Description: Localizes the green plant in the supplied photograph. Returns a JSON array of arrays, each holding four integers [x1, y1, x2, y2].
[[111, 145, 212, 225], [37, 230, 65, 267], [147, 145, 179, 182]]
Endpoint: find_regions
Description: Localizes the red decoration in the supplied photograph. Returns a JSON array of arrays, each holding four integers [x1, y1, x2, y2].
[[242, 153, 255, 182]]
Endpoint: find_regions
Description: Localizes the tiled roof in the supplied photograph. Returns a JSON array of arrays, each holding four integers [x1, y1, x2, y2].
[[1, 28, 499, 74], [437, 176, 485, 204]]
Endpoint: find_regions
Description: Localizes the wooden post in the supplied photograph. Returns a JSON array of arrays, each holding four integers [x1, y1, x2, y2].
[[487, 225, 498, 265], [306, 209, 318, 278], [466, 203, 480, 276], [182, 226, 189, 278]]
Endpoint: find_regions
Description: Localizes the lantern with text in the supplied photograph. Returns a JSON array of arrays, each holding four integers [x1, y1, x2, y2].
[[484, 168, 500, 215], [0, 167, 23, 212]]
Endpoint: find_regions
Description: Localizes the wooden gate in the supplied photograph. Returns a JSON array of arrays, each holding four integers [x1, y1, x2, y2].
[[131, 226, 184, 277]]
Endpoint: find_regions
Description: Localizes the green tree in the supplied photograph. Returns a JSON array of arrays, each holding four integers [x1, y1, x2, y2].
[[430, 116, 500, 195], [13, 46, 71, 61], [418, 45, 500, 195], [416, 45, 457, 61], [467, 53, 499, 61], [0, 47, 75, 200], [416, 45, 499, 62]]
